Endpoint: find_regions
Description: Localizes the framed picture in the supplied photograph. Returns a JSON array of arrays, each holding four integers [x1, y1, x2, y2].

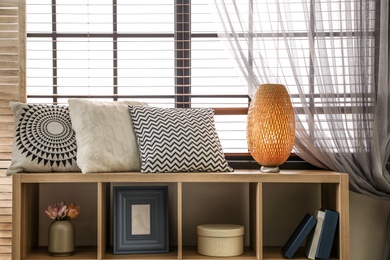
[[113, 186, 169, 254]]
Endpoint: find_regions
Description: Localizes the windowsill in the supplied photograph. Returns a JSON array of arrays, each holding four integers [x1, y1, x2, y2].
[[226, 155, 320, 170]]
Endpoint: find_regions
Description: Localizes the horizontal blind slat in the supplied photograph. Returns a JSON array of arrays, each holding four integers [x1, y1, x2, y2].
[[25, 0, 377, 155]]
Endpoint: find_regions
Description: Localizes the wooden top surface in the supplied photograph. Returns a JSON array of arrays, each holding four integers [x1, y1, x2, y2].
[[11, 169, 347, 184]]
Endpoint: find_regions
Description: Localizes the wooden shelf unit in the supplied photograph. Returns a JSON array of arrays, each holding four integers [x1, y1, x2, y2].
[[12, 170, 349, 260]]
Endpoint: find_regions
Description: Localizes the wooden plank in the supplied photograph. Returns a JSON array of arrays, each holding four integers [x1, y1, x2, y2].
[[15, 170, 344, 184], [0, 246, 11, 254], [0, 0, 18, 8], [257, 183, 263, 259], [11, 173, 21, 260], [97, 183, 107, 260], [0, 70, 18, 77], [338, 174, 350, 260], [0, 154, 12, 161], [0, 185, 11, 193], [0, 139, 12, 146], [0, 178, 12, 185], [0, 137, 13, 146], [0, 127, 13, 136], [0, 16, 17, 23], [0, 208, 11, 215], [0, 40, 18, 48], [0, 62, 18, 69], [18, 0, 26, 103], [0, 78, 17, 84], [0, 231, 11, 238], [0, 115, 13, 123], [0, 7, 17, 15], [0, 99, 17, 106], [0, 25, 17, 32], [0, 216, 11, 223], [0, 55, 17, 62], [0, 193, 11, 201], [10, 170, 350, 260], [0, 126, 13, 135], [0, 106, 12, 114], [250, 182, 262, 259], [0, 85, 16, 93], [0, 201, 12, 207], [0, 254, 11, 260], [0, 2, 18, 258], [0, 95, 18, 103], [0, 239, 11, 246], [0, 224, 11, 231], [0, 122, 13, 127], [177, 182, 182, 260]]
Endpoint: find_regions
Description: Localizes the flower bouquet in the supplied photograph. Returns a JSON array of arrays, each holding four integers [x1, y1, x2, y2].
[[45, 201, 80, 221], [45, 201, 80, 256]]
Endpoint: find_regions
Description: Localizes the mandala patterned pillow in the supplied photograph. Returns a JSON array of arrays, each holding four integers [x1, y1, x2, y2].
[[128, 106, 233, 173], [7, 102, 80, 175]]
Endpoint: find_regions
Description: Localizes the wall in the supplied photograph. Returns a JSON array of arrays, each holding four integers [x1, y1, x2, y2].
[[350, 191, 390, 260], [0, 170, 12, 259], [38, 183, 320, 247], [36, 183, 390, 259]]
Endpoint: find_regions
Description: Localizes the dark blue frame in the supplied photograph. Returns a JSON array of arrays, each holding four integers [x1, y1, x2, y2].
[[113, 186, 169, 254]]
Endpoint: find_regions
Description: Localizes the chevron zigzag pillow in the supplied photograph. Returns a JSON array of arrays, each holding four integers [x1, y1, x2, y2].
[[129, 106, 233, 173]]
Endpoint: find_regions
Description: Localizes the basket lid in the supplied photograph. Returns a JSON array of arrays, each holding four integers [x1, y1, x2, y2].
[[197, 224, 244, 237]]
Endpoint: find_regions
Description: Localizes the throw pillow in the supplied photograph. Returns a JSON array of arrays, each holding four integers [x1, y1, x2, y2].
[[7, 102, 80, 175], [68, 99, 146, 173], [128, 106, 233, 173]]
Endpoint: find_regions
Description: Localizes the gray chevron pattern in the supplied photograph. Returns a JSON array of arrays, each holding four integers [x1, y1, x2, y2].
[[129, 106, 233, 173]]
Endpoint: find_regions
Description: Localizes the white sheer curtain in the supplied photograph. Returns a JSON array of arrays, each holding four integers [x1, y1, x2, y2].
[[210, 0, 389, 196], [210, 0, 389, 257]]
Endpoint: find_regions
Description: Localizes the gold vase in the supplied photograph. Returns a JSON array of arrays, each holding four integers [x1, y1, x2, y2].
[[247, 84, 295, 173], [48, 220, 75, 256]]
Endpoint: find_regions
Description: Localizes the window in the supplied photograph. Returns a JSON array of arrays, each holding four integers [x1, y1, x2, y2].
[[25, 0, 377, 164], [26, 0, 249, 158], [209, 0, 377, 154]]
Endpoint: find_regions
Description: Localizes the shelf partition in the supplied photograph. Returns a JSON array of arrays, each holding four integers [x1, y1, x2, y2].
[[12, 170, 349, 260]]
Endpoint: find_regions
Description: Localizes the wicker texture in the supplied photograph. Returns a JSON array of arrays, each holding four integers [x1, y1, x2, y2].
[[247, 84, 295, 168], [197, 224, 244, 257]]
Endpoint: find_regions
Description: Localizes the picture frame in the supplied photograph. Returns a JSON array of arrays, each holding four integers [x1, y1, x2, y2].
[[113, 186, 169, 254]]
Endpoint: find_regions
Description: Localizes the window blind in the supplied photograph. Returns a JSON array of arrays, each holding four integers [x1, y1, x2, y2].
[[25, 0, 378, 156], [0, 2, 24, 259], [209, 0, 377, 154], [0, 0, 25, 163], [26, 0, 250, 154]]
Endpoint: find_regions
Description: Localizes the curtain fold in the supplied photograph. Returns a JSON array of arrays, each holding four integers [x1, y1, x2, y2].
[[210, 0, 390, 198], [210, 0, 390, 257]]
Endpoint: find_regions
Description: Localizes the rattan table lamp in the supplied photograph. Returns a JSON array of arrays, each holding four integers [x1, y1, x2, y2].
[[247, 84, 295, 173]]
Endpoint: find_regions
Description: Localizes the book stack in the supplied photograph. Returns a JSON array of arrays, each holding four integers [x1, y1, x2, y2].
[[282, 209, 339, 259]]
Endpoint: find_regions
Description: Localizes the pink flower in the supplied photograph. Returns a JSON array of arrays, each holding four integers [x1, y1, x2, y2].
[[57, 205, 68, 218], [45, 204, 58, 220], [45, 201, 80, 221]]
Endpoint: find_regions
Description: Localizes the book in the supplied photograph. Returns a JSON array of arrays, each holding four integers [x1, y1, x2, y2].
[[315, 209, 339, 259], [282, 213, 317, 259], [304, 209, 326, 259]]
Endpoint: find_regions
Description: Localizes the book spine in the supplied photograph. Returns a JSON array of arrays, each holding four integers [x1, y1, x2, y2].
[[304, 210, 325, 259], [282, 213, 317, 259], [315, 209, 339, 259]]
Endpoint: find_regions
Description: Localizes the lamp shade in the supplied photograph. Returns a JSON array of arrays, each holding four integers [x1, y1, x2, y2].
[[247, 84, 295, 173]]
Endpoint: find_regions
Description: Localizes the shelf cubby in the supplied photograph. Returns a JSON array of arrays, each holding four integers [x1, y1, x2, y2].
[[12, 170, 349, 260]]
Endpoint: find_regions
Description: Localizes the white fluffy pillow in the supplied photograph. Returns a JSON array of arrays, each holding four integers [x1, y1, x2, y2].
[[68, 99, 146, 173]]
